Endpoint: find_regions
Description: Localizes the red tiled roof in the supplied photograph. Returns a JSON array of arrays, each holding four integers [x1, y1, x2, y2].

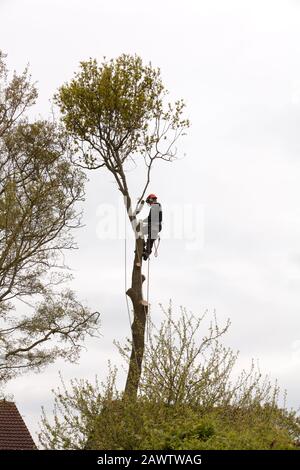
[[0, 400, 36, 450]]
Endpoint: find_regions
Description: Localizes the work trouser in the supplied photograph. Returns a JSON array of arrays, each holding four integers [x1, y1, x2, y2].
[[144, 238, 155, 256], [143, 227, 159, 256]]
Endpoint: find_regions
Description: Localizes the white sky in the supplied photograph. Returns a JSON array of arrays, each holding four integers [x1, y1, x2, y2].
[[1, 0, 300, 442]]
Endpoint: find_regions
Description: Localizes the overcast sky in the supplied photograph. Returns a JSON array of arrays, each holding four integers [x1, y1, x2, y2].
[[1, 0, 300, 442]]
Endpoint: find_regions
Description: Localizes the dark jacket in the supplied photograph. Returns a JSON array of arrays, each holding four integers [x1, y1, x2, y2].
[[144, 202, 162, 238]]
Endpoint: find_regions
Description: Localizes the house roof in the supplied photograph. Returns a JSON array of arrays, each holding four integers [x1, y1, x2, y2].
[[0, 400, 36, 450]]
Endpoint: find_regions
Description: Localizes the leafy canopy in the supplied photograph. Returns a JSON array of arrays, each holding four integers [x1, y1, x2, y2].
[[0, 51, 100, 384], [55, 54, 189, 170]]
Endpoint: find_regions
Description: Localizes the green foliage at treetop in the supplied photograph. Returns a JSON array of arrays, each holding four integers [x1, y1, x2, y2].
[[57, 55, 164, 137], [55, 54, 189, 169]]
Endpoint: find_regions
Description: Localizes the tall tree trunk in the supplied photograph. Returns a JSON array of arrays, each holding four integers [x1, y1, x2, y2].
[[124, 236, 148, 399]]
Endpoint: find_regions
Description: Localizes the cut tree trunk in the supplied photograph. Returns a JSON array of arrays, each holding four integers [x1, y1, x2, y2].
[[124, 236, 148, 399]]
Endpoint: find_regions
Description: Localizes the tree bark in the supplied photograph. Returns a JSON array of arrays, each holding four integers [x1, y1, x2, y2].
[[124, 236, 148, 399]]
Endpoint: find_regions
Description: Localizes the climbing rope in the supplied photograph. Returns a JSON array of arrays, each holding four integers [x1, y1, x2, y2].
[[124, 204, 132, 327], [146, 256, 151, 342]]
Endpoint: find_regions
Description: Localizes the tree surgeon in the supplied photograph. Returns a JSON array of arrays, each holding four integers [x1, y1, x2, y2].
[[141, 194, 162, 261]]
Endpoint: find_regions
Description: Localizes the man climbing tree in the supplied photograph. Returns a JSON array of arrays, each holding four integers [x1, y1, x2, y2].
[[141, 193, 162, 261], [55, 54, 189, 398]]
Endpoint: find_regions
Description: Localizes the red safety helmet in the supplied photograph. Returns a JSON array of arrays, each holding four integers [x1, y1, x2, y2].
[[146, 193, 157, 203]]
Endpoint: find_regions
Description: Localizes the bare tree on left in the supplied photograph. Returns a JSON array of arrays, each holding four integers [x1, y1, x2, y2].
[[0, 52, 100, 384]]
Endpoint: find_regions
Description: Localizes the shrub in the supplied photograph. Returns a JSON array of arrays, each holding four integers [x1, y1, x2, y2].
[[39, 305, 300, 450]]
